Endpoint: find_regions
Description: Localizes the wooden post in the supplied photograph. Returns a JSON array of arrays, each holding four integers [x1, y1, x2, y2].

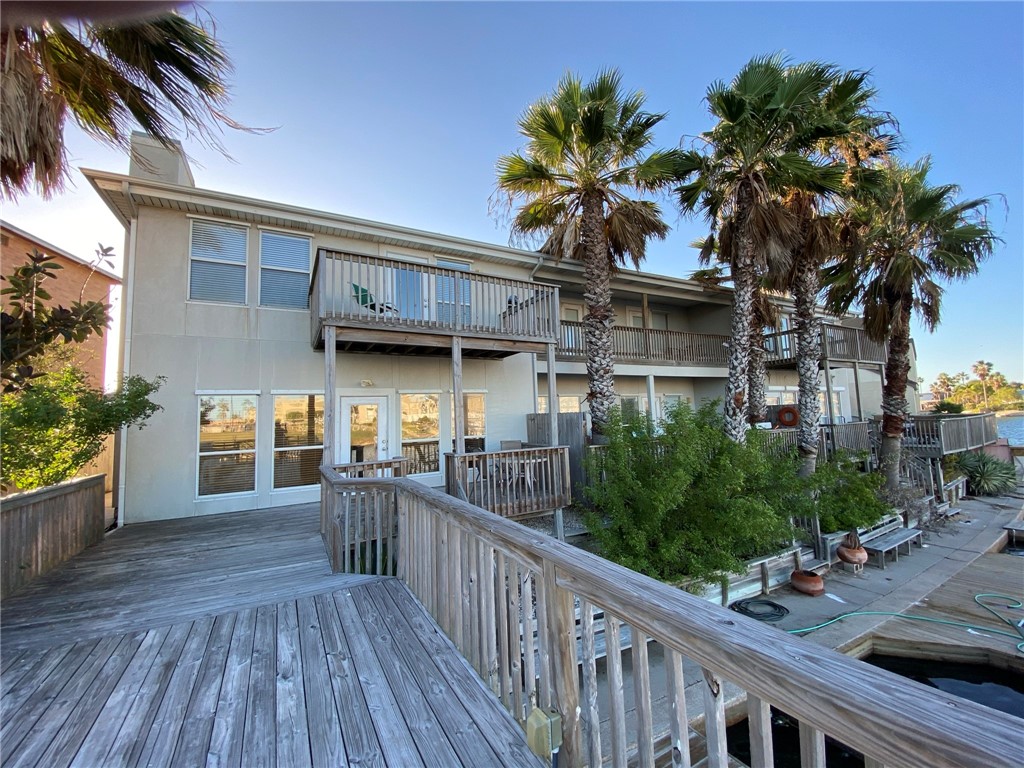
[[452, 336, 465, 454], [543, 561, 581, 767], [823, 363, 836, 425], [546, 344, 559, 445], [646, 374, 656, 422], [323, 325, 337, 466]]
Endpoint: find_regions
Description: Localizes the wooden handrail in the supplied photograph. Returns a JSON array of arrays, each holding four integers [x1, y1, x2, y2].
[[321, 470, 1022, 768], [763, 324, 886, 365], [558, 321, 729, 366], [444, 446, 571, 518]]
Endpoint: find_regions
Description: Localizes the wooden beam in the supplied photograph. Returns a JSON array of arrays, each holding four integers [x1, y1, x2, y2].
[[646, 374, 656, 422], [324, 319, 551, 353], [546, 344, 559, 445], [452, 337, 465, 454], [853, 361, 864, 421], [323, 325, 337, 465]]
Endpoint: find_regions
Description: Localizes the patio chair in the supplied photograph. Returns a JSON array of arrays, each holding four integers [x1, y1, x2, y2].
[[351, 283, 399, 315]]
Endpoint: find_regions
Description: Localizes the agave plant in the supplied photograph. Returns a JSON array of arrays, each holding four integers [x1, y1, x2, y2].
[[955, 452, 1017, 496]]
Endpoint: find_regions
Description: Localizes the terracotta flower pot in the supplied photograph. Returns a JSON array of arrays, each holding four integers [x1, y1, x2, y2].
[[837, 545, 868, 565], [791, 569, 825, 596]]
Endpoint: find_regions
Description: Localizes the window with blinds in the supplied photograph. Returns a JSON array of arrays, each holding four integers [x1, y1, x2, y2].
[[197, 395, 257, 496], [260, 231, 311, 309], [273, 394, 324, 488], [189, 220, 248, 303]]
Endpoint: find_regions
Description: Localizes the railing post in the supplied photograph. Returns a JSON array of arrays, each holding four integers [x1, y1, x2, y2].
[[542, 561, 582, 767]]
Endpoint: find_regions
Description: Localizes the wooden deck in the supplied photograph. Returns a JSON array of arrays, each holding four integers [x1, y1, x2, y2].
[[868, 553, 1024, 665], [0, 505, 542, 768]]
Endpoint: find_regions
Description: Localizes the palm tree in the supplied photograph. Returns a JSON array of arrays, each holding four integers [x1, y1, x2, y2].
[[2, 10, 245, 199], [823, 159, 999, 490], [931, 372, 955, 402], [495, 69, 683, 431], [676, 55, 848, 443], [771, 71, 897, 475], [972, 360, 993, 410]]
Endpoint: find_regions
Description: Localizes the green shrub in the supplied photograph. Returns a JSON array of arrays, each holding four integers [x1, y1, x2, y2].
[[583, 402, 807, 587], [1, 367, 163, 491], [931, 400, 964, 414], [809, 455, 890, 533], [955, 452, 1017, 496]]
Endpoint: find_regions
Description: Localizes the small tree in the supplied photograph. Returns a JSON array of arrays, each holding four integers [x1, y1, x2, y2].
[[1, 367, 163, 490]]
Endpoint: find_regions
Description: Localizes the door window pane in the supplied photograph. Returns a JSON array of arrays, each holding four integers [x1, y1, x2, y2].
[[401, 394, 440, 474], [349, 403, 379, 462]]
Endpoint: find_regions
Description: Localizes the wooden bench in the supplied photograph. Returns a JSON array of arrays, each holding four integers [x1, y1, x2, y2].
[[863, 527, 924, 569]]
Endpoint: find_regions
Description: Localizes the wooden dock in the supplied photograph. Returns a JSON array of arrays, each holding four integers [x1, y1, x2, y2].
[[0, 505, 542, 767], [867, 553, 1024, 666]]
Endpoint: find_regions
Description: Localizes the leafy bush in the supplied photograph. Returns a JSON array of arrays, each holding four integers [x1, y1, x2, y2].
[[955, 452, 1017, 496], [583, 403, 807, 587], [931, 400, 964, 414], [1, 367, 163, 491], [809, 454, 890, 533]]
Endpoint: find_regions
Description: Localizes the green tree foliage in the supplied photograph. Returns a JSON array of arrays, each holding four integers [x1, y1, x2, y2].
[[808, 455, 890, 534], [583, 403, 808, 586], [954, 452, 1017, 496], [1, 249, 110, 390], [935, 365, 1023, 411], [931, 400, 965, 414], [1, 367, 163, 490]]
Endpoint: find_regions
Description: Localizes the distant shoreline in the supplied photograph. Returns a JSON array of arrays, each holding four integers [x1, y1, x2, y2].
[[994, 410, 1024, 417]]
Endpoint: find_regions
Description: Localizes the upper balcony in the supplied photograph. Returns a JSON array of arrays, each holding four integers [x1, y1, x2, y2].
[[557, 321, 730, 367], [310, 249, 560, 358], [764, 323, 887, 367]]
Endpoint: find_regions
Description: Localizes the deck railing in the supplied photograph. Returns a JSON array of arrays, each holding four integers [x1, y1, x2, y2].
[[764, 324, 886, 365], [558, 321, 728, 366], [319, 470, 1022, 768], [444, 446, 571, 518], [311, 249, 560, 345], [900, 413, 999, 457]]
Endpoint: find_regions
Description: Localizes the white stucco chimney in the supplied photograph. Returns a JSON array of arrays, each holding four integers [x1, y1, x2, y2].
[[128, 132, 195, 187]]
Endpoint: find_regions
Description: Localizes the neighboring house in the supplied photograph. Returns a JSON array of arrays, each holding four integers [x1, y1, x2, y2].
[[0, 220, 121, 387], [86, 134, 914, 524]]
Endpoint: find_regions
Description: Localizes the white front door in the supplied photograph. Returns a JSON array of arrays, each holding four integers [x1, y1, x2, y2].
[[338, 396, 389, 464]]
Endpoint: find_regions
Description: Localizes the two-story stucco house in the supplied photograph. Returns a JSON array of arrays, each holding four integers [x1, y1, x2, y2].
[[87, 135, 915, 524]]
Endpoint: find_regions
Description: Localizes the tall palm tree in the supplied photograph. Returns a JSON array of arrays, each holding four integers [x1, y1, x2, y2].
[[676, 55, 848, 443], [823, 159, 999, 490], [772, 71, 897, 475], [495, 69, 683, 431], [2, 10, 245, 199], [972, 360, 993, 410]]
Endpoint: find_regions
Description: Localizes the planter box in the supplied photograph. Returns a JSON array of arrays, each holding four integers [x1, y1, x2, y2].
[[693, 546, 806, 607], [1, 474, 105, 598], [818, 514, 902, 565]]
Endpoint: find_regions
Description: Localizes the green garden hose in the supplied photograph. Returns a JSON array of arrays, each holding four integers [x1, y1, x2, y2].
[[785, 593, 1024, 653]]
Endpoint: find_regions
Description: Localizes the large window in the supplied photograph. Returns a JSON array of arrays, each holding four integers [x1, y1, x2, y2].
[[189, 220, 247, 304], [198, 395, 257, 496], [273, 395, 324, 488], [450, 393, 485, 449], [260, 231, 311, 309], [537, 395, 584, 414], [401, 394, 440, 474]]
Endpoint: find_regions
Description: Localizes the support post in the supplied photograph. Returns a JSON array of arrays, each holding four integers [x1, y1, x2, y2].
[[546, 343, 559, 446], [323, 325, 337, 466], [452, 336, 465, 454], [823, 363, 836, 425], [646, 373, 656, 423], [543, 561, 581, 767], [853, 361, 864, 421]]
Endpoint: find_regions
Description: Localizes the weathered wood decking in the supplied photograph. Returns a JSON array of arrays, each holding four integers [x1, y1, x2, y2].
[[0, 505, 542, 768]]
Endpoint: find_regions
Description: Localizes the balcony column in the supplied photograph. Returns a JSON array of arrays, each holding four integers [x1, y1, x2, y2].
[[546, 343, 559, 445], [853, 361, 864, 421], [823, 364, 837, 425], [322, 325, 337, 465], [452, 336, 465, 454], [646, 374, 656, 422]]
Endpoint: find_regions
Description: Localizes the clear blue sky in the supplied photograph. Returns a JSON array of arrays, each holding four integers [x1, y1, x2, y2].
[[9, 1, 1023, 386]]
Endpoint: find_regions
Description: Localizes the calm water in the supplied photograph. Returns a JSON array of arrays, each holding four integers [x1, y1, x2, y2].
[[997, 414, 1024, 446]]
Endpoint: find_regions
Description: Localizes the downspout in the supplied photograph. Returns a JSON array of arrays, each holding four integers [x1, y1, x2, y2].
[[529, 255, 545, 281]]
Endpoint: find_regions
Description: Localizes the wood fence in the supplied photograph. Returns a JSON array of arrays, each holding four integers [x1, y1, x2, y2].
[[1, 475, 105, 598], [527, 411, 589, 497], [319, 470, 1021, 768], [444, 446, 571, 518]]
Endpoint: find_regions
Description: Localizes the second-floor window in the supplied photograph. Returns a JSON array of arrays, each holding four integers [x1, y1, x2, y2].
[[189, 220, 248, 304], [260, 231, 311, 309]]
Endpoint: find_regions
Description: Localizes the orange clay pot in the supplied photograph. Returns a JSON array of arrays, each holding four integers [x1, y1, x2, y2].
[[836, 545, 869, 565], [790, 569, 825, 596]]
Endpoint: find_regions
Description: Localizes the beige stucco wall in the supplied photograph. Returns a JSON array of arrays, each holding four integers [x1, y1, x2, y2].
[[121, 208, 539, 523]]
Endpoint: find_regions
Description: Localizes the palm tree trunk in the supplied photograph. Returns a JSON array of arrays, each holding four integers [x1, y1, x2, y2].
[[747, 308, 767, 424], [793, 256, 822, 476], [880, 300, 913, 491], [580, 190, 616, 433], [726, 242, 755, 443]]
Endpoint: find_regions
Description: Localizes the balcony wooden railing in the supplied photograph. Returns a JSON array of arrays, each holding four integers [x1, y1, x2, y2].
[[557, 321, 729, 366], [764, 324, 887, 366], [900, 413, 999, 457], [444, 446, 570, 518], [311, 249, 559, 347], [319, 470, 1021, 768]]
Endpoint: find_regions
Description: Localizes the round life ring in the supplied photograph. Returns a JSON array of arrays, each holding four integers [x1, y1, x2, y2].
[[777, 405, 799, 428]]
